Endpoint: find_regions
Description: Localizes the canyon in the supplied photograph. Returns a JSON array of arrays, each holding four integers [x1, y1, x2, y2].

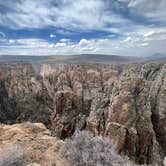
[[0, 62, 165, 165]]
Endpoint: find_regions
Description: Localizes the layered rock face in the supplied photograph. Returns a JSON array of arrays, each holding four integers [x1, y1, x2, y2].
[[40, 63, 165, 165], [87, 63, 166, 165], [41, 64, 120, 139], [0, 76, 17, 123], [0, 62, 165, 165], [0, 63, 53, 127]]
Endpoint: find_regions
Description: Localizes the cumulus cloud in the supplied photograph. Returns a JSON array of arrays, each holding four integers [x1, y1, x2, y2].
[[0, 34, 165, 56]]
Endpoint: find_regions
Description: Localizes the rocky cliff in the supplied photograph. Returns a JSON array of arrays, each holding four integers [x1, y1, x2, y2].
[[0, 62, 165, 165], [0, 63, 53, 127]]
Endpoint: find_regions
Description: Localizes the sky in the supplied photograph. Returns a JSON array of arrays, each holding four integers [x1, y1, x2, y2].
[[0, 0, 166, 56]]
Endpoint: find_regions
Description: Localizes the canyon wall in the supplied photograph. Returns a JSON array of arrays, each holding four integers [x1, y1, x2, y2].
[[0, 62, 165, 165]]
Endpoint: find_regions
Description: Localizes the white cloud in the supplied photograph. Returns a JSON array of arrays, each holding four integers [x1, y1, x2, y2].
[[49, 34, 56, 38], [8, 39, 15, 44], [128, 0, 166, 22], [1, 24, 166, 56], [0, 0, 166, 56], [79, 39, 90, 47], [143, 29, 166, 41], [123, 36, 132, 42], [0, 0, 131, 33], [59, 38, 70, 43], [122, 27, 166, 45], [0, 35, 165, 56], [16, 38, 50, 48], [55, 42, 67, 47], [144, 31, 154, 37], [140, 42, 149, 46]]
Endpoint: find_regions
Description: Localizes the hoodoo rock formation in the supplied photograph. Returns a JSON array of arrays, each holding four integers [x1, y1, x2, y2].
[[0, 62, 165, 165]]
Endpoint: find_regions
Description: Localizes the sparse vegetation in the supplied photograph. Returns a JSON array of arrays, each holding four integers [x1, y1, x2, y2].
[[0, 146, 27, 166], [63, 130, 125, 166]]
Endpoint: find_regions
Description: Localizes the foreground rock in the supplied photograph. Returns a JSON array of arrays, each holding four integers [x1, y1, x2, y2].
[[0, 122, 68, 166]]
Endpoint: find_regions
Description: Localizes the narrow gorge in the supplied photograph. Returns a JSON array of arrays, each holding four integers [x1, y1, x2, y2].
[[0, 62, 165, 165]]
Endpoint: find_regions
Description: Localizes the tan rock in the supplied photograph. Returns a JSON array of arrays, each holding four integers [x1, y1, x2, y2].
[[0, 122, 69, 166]]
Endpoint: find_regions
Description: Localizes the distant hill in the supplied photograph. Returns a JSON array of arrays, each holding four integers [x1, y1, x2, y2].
[[0, 54, 165, 64], [146, 53, 166, 62], [59, 54, 137, 64], [0, 55, 46, 62], [0, 54, 138, 64]]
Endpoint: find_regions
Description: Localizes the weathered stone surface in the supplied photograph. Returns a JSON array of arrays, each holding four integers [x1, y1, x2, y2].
[[87, 64, 165, 165], [0, 75, 18, 124], [0, 122, 68, 166], [0, 63, 53, 127], [106, 75, 161, 165], [149, 64, 166, 156]]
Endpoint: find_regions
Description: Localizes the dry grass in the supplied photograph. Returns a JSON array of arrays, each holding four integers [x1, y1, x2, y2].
[[0, 146, 27, 166], [63, 130, 125, 166]]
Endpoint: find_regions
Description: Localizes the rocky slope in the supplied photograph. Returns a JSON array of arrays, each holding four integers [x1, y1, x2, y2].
[[0, 62, 165, 165], [0, 122, 68, 166]]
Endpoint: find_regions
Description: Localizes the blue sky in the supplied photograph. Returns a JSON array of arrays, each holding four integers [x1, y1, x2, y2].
[[0, 0, 166, 56]]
